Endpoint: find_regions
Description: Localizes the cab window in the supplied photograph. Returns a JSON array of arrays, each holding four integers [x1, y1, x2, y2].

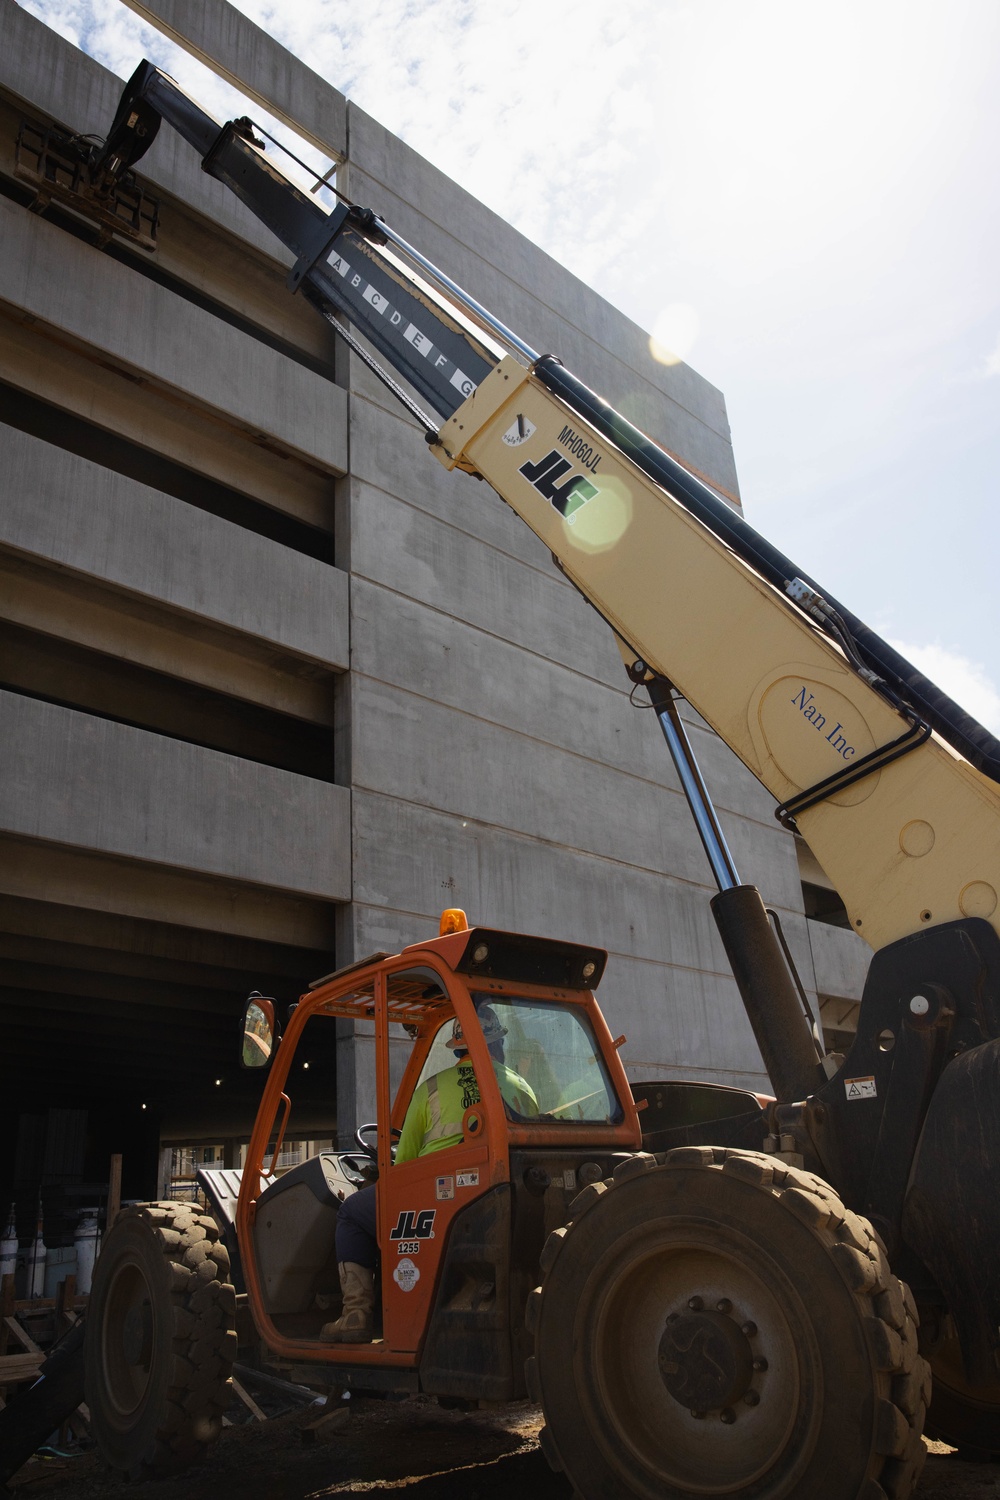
[[415, 1015, 457, 1089], [471, 993, 623, 1124]]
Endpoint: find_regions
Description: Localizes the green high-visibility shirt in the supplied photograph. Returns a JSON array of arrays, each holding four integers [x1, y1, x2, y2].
[[395, 1059, 539, 1164]]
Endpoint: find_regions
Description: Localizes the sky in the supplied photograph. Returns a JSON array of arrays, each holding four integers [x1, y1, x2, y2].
[[22, 0, 1000, 733]]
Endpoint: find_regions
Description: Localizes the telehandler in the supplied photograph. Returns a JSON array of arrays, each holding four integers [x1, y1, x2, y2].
[[30, 59, 1000, 1498], [87, 914, 931, 1500]]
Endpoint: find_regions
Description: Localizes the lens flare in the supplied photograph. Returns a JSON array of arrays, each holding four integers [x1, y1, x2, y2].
[[649, 303, 700, 365], [563, 475, 633, 554]]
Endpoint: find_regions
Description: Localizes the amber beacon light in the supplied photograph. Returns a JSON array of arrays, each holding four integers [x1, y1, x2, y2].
[[439, 908, 469, 935]]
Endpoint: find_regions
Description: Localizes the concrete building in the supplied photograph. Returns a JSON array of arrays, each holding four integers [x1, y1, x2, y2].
[[0, 0, 867, 1229]]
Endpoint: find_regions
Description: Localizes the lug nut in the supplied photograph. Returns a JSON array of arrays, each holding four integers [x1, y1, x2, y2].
[[753, 1358, 768, 1372], [720, 1408, 736, 1424], [716, 1298, 732, 1314], [688, 1296, 704, 1311], [690, 1409, 705, 1420], [744, 1390, 760, 1407], [742, 1321, 757, 1337]]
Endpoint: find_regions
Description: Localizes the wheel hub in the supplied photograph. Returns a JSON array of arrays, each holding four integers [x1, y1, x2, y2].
[[658, 1300, 754, 1413], [121, 1302, 153, 1368]]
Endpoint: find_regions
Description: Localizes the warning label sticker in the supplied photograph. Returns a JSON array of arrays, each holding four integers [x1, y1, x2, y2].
[[502, 414, 536, 447], [393, 1257, 420, 1293], [844, 1076, 877, 1100]]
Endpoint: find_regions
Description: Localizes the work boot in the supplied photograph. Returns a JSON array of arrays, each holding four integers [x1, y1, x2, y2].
[[320, 1262, 375, 1343]]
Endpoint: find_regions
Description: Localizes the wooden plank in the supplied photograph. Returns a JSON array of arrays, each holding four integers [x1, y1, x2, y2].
[[55, 1274, 77, 1331], [0, 1274, 14, 1357], [53, 1284, 79, 1458], [231, 1377, 267, 1422], [0, 1275, 12, 1406], [12, 1297, 87, 1313], [108, 1153, 123, 1226], [0, 1352, 43, 1382], [4, 1316, 42, 1354], [67, 1408, 90, 1440]]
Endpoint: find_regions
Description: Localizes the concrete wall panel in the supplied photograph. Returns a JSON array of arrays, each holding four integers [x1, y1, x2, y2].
[[1, 424, 348, 670], [808, 919, 871, 1001], [353, 787, 721, 989], [351, 786, 806, 1004], [350, 574, 781, 827], [0, 197, 347, 473], [0, 692, 350, 899], [0, 834, 338, 949], [0, 101, 338, 378], [0, 310, 337, 528], [0, 555, 337, 722], [350, 479, 609, 683], [350, 675, 801, 912]]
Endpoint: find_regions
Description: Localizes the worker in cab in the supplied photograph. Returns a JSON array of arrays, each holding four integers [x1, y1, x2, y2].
[[396, 1005, 538, 1160], [321, 1004, 537, 1343]]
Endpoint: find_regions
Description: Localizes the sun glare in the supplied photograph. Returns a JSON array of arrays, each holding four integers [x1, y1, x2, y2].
[[649, 302, 701, 366]]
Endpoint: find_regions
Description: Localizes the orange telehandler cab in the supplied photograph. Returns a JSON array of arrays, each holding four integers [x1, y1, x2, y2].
[[4, 56, 992, 1500], [228, 921, 640, 1382]]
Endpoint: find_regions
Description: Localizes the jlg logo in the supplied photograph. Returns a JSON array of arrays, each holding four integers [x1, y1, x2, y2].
[[518, 449, 598, 523], [389, 1209, 436, 1240]]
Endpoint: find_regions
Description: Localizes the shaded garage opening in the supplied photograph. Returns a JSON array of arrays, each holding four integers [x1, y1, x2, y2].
[[0, 880, 339, 1271]]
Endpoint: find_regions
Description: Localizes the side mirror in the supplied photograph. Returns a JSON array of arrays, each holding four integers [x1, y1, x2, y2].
[[241, 993, 277, 1069]]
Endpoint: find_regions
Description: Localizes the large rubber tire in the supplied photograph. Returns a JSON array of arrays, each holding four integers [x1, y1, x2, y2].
[[526, 1147, 930, 1500], [85, 1202, 237, 1478], [924, 1328, 1000, 1460]]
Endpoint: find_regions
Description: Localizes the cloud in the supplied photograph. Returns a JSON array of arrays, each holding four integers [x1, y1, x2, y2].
[[232, 0, 659, 291], [889, 639, 1000, 736], [953, 328, 1000, 384]]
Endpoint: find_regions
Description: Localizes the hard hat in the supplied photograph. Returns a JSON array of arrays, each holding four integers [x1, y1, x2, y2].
[[446, 1005, 507, 1050]]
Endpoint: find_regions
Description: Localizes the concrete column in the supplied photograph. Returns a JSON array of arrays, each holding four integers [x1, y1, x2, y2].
[[157, 1146, 173, 1199]]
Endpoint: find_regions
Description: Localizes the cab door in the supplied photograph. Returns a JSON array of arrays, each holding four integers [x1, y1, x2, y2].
[[377, 997, 500, 1355]]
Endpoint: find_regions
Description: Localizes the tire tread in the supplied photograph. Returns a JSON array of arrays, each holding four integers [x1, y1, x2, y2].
[[525, 1148, 929, 1499], [86, 1201, 235, 1478]]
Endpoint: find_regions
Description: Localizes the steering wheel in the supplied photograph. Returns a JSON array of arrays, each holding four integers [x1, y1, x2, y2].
[[354, 1123, 401, 1164]]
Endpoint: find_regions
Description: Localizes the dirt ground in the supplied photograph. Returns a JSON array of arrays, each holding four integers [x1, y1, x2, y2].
[[4, 1393, 998, 1500]]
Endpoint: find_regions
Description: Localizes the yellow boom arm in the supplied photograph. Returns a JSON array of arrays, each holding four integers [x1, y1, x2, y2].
[[433, 357, 1000, 956]]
